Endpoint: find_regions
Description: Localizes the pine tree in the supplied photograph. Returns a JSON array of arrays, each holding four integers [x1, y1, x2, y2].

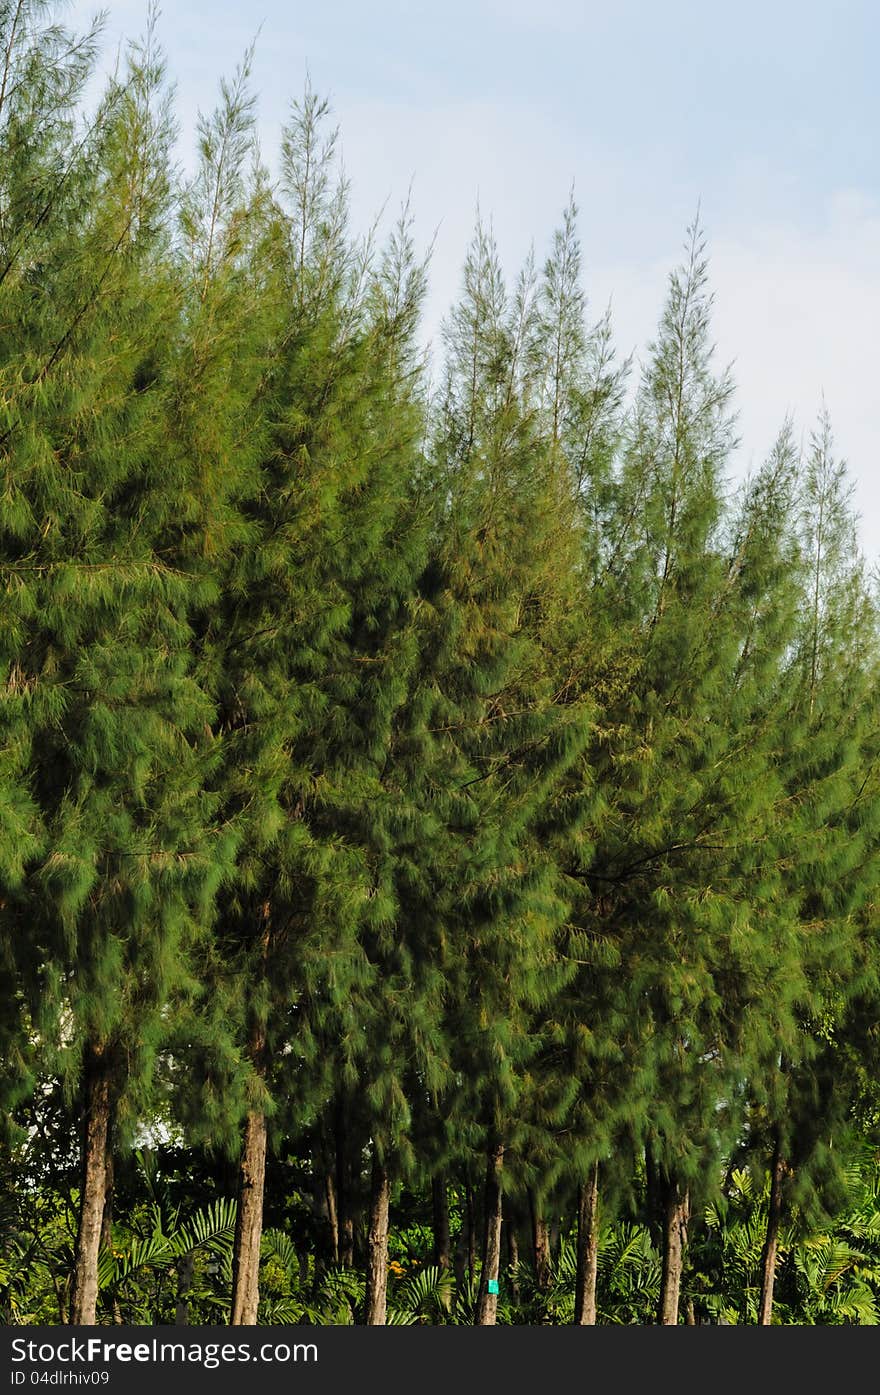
[[195, 86, 435, 1324], [1, 10, 230, 1322], [292, 202, 442, 1326], [427, 216, 594, 1325], [0, 0, 107, 1150], [567, 220, 804, 1323], [191, 79, 349, 1326], [750, 414, 880, 1324], [515, 196, 631, 1327]]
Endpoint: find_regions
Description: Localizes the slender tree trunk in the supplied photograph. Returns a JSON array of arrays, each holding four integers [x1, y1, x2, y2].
[[230, 921, 271, 1326], [657, 1180, 690, 1326], [574, 1162, 600, 1325], [340, 1213, 354, 1268], [98, 1118, 123, 1323], [311, 1164, 334, 1276], [175, 1250, 196, 1325], [758, 1139, 787, 1326], [432, 1174, 452, 1312], [334, 1096, 355, 1267], [229, 1105, 268, 1325], [465, 1179, 476, 1283], [504, 1222, 518, 1305], [100, 1133, 114, 1253], [529, 1189, 551, 1291], [644, 1143, 660, 1240], [324, 1171, 340, 1263], [364, 1156, 391, 1325], [71, 1043, 113, 1325], [475, 1142, 504, 1325], [453, 1223, 467, 1293], [432, 1175, 451, 1271], [453, 1181, 467, 1292]]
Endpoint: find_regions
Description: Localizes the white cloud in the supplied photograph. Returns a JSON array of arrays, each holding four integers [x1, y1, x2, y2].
[[710, 193, 880, 555], [536, 195, 880, 556], [339, 95, 880, 555], [336, 94, 612, 334]]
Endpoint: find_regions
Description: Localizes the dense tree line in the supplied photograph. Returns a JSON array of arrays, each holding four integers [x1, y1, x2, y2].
[[2, 3, 879, 1326]]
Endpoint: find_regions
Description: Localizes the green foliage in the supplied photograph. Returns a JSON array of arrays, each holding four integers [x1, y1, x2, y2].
[[2, 1, 879, 1329]]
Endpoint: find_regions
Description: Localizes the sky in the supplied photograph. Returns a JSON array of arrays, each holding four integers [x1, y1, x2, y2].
[[67, 0, 880, 555]]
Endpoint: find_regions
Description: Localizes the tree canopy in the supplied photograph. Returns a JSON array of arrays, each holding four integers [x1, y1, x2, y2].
[[2, 1, 879, 1329]]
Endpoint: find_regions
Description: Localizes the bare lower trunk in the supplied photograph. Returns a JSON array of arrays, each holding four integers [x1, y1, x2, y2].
[[574, 1162, 600, 1325], [645, 1143, 659, 1236], [505, 1200, 520, 1304], [100, 1137, 114, 1253], [324, 1171, 340, 1263], [465, 1179, 476, 1283], [340, 1213, 354, 1268], [99, 1121, 123, 1323], [335, 1097, 355, 1267], [54, 1275, 69, 1324], [758, 1140, 787, 1326], [529, 1189, 551, 1291], [175, 1250, 196, 1325], [432, 1175, 452, 1311], [475, 1142, 504, 1325], [229, 1106, 268, 1325], [312, 1165, 334, 1275], [432, 1175, 451, 1270], [453, 1216, 467, 1292], [364, 1157, 391, 1325], [71, 1044, 113, 1325], [657, 1181, 690, 1325], [549, 1218, 560, 1258]]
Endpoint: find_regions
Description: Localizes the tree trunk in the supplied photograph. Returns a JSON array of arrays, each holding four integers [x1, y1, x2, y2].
[[453, 1228, 467, 1292], [645, 1143, 660, 1240], [529, 1189, 551, 1291], [175, 1250, 196, 1325], [340, 1215, 354, 1268], [364, 1156, 391, 1325], [657, 1180, 689, 1326], [324, 1171, 340, 1264], [465, 1179, 476, 1283], [475, 1142, 504, 1325], [99, 1117, 124, 1323], [334, 1097, 355, 1267], [71, 1043, 113, 1325], [505, 1201, 520, 1305], [432, 1174, 452, 1311], [100, 1132, 114, 1253], [758, 1139, 787, 1326], [574, 1162, 600, 1325], [432, 1175, 451, 1271], [229, 1105, 268, 1325], [311, 1164, 334, 1275]]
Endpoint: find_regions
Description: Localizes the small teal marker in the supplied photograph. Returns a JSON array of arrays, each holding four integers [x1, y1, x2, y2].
[[487, 1279, 499, 1295]]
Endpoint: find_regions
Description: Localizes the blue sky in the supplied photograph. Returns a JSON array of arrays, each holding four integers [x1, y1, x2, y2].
[[68, 0, 880, 552]]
